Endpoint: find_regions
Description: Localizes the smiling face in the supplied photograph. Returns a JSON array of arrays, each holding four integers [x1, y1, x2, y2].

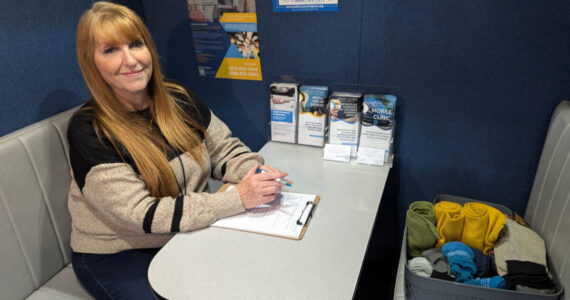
[[93, 35, 153, 107]]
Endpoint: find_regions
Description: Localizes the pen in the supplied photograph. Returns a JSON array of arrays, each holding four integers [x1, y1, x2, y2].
[[256, 168, 292, 187]]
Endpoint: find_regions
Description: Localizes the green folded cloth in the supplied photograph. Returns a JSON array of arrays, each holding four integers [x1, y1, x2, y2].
[[407, 201, 439, 257]]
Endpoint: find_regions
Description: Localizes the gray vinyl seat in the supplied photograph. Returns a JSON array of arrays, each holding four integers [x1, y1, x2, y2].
[[0, 107, 93, 299]]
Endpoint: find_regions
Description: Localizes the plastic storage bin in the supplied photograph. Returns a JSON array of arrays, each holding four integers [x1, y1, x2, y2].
[[404, 194, 564, 300]]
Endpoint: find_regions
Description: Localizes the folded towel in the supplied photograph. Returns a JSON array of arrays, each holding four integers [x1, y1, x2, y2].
[[481, 204, 506, 253], [494, 218, 548, 276], [407, 201, 439, 257], [461, 203, 505, 254], [434, 201, 463, 247], [461, 203, 489, 251]]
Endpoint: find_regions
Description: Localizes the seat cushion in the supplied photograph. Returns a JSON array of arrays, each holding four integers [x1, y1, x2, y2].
[[26, 264, 93, 300]]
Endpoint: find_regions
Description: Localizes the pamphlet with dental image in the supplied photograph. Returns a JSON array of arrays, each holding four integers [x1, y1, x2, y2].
[[212, 184, 320, 240], [298, 85, 329, 147], [357, 94, 396, 165], [270, 83, 298, 143], [327, 91, 362, 157], [359, 94, 397, 150]]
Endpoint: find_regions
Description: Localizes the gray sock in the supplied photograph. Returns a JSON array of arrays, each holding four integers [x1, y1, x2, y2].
[[422, 247, 450, 274]]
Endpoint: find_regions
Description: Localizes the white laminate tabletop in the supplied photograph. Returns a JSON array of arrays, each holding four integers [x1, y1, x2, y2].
[[148, 142, 390, 300]]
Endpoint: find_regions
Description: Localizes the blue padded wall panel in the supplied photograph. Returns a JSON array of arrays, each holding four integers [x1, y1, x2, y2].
[[139, 0, 363, 151], [255, 0, 363, 83], [0, 1, 91, 137], [359, 1, 570, 230]]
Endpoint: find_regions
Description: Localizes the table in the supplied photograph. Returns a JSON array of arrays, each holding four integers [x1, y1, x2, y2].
[[148, 142, 390, 299]]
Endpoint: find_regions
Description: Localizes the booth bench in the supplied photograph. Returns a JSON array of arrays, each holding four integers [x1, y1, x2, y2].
[[0, 107, 93, 299]]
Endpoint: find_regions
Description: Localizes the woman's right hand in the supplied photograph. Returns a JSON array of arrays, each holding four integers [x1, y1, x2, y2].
[[236, 164, 288, 209]]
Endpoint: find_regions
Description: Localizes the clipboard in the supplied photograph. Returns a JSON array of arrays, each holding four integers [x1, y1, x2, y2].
[[212, 184, 320, 240]]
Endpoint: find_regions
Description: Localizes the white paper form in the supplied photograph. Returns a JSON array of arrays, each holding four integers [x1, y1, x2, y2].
[[211, 192, 317, 239]]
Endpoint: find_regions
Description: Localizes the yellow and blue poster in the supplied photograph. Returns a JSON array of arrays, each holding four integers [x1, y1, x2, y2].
[[186, 0, 261, 81]]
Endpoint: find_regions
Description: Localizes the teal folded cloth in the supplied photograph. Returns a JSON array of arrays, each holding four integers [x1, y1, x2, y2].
[[407, 201, 439, 257], [442, 241, 477, 282], [465, 275, 506, 289]]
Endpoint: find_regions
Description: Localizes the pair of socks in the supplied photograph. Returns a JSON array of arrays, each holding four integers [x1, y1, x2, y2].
[[464, 275, 506, 288], [503, 260, 555, 290], [441, 242, 477, 283], [431, 270, 455, 281], [408, 257, 433, 277], [442, 242, 506, 289], [471, 247, 493, 278], [421, 247, 450, 274]]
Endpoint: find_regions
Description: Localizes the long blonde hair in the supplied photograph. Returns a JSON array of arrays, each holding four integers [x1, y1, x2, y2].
[[76, 1, 205, 198]]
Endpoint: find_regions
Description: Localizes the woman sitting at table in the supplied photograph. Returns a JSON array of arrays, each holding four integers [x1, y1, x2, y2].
[[69, 2, 287, 299]]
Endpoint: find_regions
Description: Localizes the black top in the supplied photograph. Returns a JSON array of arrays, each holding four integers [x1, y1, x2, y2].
[[67, 86, 210, 191]]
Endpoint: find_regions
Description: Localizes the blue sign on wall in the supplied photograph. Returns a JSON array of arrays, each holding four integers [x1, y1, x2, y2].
[[272, 0, 338, 12]]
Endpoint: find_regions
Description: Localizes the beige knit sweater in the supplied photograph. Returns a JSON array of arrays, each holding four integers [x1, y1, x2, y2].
[[67, 96, 263, 254]]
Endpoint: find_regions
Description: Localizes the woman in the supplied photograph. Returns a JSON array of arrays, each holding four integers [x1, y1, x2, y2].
[[69, 2, 287, 299]]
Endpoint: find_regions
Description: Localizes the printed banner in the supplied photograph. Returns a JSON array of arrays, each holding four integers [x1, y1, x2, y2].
[[272, 0, 338, 12], [186, 0, 261, 80]]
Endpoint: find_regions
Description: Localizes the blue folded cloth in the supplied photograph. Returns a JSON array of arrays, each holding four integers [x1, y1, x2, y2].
[[464, 275, 506, 289], [442, 241, 477, 283], [471, 247, 492, 277]]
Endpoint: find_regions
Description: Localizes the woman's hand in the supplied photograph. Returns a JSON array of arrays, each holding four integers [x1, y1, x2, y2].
[[237, 164, 289, 209]]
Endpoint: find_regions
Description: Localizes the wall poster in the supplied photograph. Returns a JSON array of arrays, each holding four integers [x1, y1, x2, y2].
[[186, 0, 261, 80], [272, 0, 338, 12]]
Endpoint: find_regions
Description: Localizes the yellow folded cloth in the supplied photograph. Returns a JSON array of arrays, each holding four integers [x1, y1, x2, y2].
[[434, 201, 463, 247], [461, 202, 506, 254], [461, 203, 489, 251], [482, 204, 506, 253], [434, 201, 506, 254]]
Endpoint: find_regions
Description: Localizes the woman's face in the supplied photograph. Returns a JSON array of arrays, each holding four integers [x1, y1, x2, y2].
[[93, 36, 152, 104]]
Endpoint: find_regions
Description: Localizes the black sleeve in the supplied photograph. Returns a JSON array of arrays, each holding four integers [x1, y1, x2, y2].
[[67, 112, 125, 190]]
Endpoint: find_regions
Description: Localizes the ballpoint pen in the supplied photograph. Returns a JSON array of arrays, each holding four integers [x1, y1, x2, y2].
[[256, 168, 292, 187]]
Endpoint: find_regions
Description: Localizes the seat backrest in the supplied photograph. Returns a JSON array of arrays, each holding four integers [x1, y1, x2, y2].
[[0, 107, 77, 299], [525, 101, 570, 298]]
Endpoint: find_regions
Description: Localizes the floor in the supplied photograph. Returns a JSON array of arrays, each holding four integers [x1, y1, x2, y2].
[[353, 250, 399, 299]]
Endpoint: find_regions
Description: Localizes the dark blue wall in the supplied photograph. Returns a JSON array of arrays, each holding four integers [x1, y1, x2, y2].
[[0, 1, 90, 136]]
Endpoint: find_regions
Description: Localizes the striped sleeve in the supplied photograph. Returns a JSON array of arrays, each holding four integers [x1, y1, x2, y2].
[[80, 162, 244, 234], [204, 112, 264, 183]]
